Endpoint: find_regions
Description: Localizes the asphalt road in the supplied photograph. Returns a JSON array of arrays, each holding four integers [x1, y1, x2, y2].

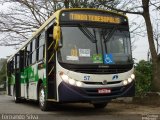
[[0, 95, 159, 120]]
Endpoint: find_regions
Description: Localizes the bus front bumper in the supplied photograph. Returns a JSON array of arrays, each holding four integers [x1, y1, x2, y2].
[[58, 81, 135, 103]]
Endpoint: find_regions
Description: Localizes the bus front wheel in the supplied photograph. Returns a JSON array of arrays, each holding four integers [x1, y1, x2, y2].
[[93, 102, 108, 109], [39, 84, 50, 111]]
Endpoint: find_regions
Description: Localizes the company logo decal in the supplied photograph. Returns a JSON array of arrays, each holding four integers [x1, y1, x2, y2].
[[112, 75, 118, 80]]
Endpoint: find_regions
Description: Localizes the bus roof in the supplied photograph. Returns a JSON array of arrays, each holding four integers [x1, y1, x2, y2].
[[7, 8, 127, 62]]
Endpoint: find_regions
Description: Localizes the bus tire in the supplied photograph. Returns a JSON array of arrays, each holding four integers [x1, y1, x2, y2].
[[39, 84, 50, 111], [13, 89, 21, 103], [93, 102, 108, 109]]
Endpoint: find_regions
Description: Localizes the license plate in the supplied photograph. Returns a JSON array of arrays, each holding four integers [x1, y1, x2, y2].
[[98, 89, 111, 94]]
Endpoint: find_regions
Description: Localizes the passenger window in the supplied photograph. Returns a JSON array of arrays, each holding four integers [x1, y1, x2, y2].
[[37, 31, 45, 61], [32, 51, 36, 64], [39, 32, 45, 46], [16, 55, 20, 69], [27, 43, 32, 65], [38, 46, 44, 60], [30, 38, 37, 64]]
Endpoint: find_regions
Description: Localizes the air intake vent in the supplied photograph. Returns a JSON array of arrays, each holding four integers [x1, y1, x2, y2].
[[83, 81, 121, 85], [72, 67, 131, 74], [59, 63, 133, 74]]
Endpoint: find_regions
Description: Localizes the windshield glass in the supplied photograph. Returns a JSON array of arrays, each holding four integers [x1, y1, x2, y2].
[[103, 29, 132, 64], [58, 26, 132, 64]]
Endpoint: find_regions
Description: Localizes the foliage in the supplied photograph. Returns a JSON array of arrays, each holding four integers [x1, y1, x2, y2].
[[0, 60, 7, 85], [135, 60, 152, 96]]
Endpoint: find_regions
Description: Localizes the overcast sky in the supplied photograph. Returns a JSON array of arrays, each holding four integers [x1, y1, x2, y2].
[[127, 14, 149, 62]]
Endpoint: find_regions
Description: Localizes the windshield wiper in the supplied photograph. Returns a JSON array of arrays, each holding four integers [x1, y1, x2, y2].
[[78, 24, 98, 54], [78, 24, 97, 43], [103, 26, 117, 42]]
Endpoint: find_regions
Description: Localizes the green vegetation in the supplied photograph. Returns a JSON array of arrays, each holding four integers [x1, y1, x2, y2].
[[135, 60, 152, 96], [0, 59, 7, 88]]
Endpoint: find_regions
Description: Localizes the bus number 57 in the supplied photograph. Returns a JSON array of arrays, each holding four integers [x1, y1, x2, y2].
[[84, 76, 90, 80]]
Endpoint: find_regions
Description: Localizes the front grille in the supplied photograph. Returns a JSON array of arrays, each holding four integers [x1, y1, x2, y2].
[[59, 62, 133, 74], [72, 68, 130, 74], [83, 81, 121, 85]]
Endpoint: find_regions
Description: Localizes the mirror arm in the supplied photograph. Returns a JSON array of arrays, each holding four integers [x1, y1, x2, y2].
[[53, 25, 61, 50]]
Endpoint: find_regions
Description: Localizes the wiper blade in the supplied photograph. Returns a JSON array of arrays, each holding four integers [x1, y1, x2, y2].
[[78, 24, 97, 43], [103, 26, 117, 42]]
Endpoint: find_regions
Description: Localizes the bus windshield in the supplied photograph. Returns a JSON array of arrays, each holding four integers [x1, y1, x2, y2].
[[58, 26, 132, 64]]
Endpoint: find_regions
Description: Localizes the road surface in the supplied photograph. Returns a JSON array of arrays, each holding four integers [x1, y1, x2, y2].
[[0, 95, 159, 120]]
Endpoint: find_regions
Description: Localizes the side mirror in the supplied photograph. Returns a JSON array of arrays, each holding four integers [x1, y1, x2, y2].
[[53, 26, 61, 50]]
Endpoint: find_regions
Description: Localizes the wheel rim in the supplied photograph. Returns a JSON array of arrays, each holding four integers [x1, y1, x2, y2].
[[39, 88, 45, 107]]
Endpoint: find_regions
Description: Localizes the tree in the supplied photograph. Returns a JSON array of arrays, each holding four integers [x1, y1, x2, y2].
[[0, 0, 64, 46], [0, 59, 7, 85], [135, 60, 152, 96], [153, 24, 160, 53]]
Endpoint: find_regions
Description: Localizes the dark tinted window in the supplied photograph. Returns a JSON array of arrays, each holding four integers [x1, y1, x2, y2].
[[16, 55, 20, 69]]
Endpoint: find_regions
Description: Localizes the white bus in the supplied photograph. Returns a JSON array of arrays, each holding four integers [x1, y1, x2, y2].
[[7, 8, 135, 111]]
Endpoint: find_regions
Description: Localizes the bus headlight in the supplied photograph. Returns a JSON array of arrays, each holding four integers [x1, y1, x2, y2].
[[69, 78, 76, 85], [122, 80, 128, 86], [76, 81, 83, 87], [61, 74, 69, 82], [127, 78, 132, 83], [60, 72, 83, 87], [122, 74, 135, 86], [131, 74, 135, 80]]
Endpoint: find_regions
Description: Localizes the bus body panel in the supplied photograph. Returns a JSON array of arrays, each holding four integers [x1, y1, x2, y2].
[[9, 74, 15, 96], [26, 63, 46, 100]]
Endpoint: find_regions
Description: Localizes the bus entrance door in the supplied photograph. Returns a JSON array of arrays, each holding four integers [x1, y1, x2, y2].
[[46, 28, 57, 100], [15, 54, 21, 99], [19, 50, 25, 98]]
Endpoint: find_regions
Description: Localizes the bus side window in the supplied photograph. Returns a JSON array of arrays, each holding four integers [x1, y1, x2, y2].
[[14, 57, 16, 71], [11, 60, 14, 73], [24, 47, 27, 67], [31, 39, 36, 64], [16, 55, 20, 69], [26, 43, 32, 66], [30, 42, 32, 65], [37, 31, 45, 61], [7, 61, 13, 75], [36, 37, 39, 61]]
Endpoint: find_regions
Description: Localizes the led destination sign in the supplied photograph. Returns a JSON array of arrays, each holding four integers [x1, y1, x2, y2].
[[69, 13, 120, 24], [60, 10, 127, 24]]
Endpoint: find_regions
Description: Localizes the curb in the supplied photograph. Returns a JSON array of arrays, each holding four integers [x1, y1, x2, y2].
[[0, 91, 6, 95], [133, 92, 160, 106], [112, 92, 160, 106]]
